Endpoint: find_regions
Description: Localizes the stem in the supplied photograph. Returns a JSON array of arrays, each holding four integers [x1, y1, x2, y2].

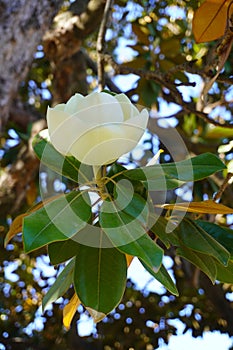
[[93, 165, 109, 200], [93, 165, 102, 183]]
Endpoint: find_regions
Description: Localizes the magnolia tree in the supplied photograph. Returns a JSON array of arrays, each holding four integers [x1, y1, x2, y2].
[[8, 90, 229, 325], [1, 0, 233, 347]]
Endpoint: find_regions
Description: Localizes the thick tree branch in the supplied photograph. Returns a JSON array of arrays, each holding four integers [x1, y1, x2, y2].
[[8, 105, 42, 131], [43, 0, 106, 62], [52, 50, 89, 104]]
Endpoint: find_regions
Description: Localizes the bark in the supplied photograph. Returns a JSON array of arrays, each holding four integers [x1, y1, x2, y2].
[[43, 0, 106, 62], [0, 0, 63, 129], [0, 119, 46, 219], [52, 50, 89, 104]]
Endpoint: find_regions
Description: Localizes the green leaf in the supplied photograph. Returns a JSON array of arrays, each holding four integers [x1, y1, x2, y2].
[[106, 163, 148, 200], [99, 189, 163, 271], [196, 220, 233, 258], [100, 187, 150, 230], [149, 216, 172, 248], [122, 153, 226, 190], [23, 191, 91, 253], [176, 219, 230, 266], [117, 235, 163, 273], [73, 238, 127, 316], [140, 260, 179, 296], [48, 239, 81, 265], [32, 132, 92, 184], [177, 246, 217, 283], [216, 260, 233, 283], [149, 215, 180, 247], [42, 259, 75, 311]]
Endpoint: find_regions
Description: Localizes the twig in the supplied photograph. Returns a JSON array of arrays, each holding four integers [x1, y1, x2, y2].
[[175, 81, 196, 87], [105, 54, 174, 89], [96, 0, 113, 91], [217, 75, 233, 84], [213, 172, 233, 202], [184, 107, 233, 128]]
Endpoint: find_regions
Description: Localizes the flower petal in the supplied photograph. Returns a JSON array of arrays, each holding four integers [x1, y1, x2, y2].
[[64, 93, 84, 115], [54, 103, 66, 111], [69, 122, 147, 165], [47, 107, 83, 155], [126, 108, 149, 130], [71, 92, 124, 123], [114, 93, 140, 121], [46, 92, 149, 164]]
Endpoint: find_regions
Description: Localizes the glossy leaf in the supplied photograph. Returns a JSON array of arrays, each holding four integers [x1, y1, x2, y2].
[[197, 220, 233, 258], [118, 236, 163, 273], [160, 200, 233, 214], [177, 246, 217, 283], [42, 259, 75, 311], [122, 153, 226, 190], [115, 182, 151, 223], [177, 219, 230, 266], [23, 191, 91, 253], [193, 0, 231, 43], [73, 240, 127, 320], [107, 166, 148, 202], [48, 239, 81, 265], [32, 131, 92, 184], [216, 260, 233, 283], [5, 195, 62, 247], [63, 294, 81, 330], [100, 187, 150, 230], [140, 260, 179, 296], [149, 216, 172, 248], [99, 192, 163, 271]]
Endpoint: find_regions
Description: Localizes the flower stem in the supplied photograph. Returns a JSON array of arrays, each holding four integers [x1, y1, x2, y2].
[[93, 165, 109, 200], [93, 166, 102, 183]]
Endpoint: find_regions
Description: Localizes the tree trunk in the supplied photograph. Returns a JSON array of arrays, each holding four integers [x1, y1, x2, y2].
[[0, 0, 63, 129]]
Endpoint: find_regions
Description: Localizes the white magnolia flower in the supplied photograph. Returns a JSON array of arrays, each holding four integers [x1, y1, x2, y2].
[[46, 91, 149, 165]]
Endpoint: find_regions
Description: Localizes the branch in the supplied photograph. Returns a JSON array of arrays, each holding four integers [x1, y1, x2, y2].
[[96, 0, 113, 90], [83, 50, 122, 93], [43, 0, 106, 62], [8, 105, 42, 131], [106, 56, 233, 129]]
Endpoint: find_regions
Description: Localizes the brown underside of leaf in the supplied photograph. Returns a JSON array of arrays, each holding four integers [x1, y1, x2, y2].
[[158, 200, 233, 214], [86, 307, 106, 323], [192, 0, 232, 43]]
